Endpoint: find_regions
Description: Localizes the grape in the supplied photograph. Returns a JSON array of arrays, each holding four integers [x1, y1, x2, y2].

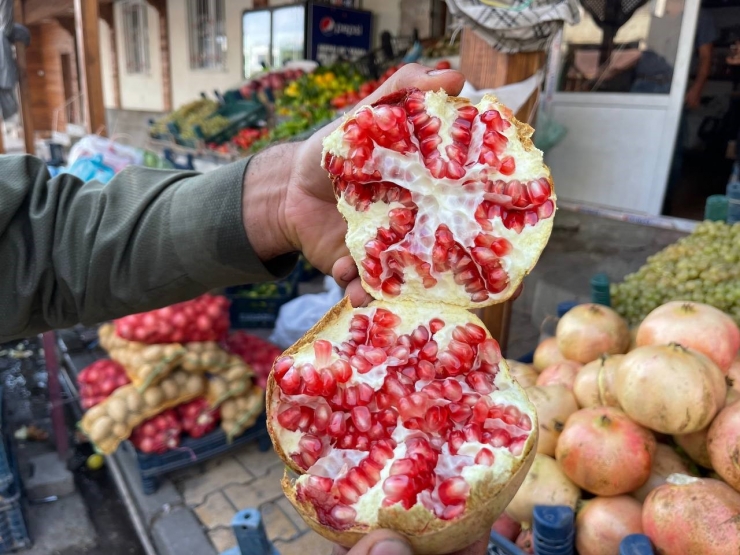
[[611, 221, 740, 326]]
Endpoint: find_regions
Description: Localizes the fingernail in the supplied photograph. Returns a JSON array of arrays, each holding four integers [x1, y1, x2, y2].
[[369, 539, 413, 555], [427, 68, 453, 76]]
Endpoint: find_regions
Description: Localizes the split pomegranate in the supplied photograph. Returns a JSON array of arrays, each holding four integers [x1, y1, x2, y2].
[[78, 359, 130, 409], [534, 360, 581, 390], [114, 294, 231, 344], [555, 407, 655, 496], [177, 398, 219, 439], [707, 401, 740, 491], [614, 344, 726, 434], [224, 331, 282, 389], [575, 496, 643, 555], [504, 453, 580, 526], [130, 409, 182, 454], [268, 301, 537, 553], [636, 301, 740, 373], [642, 474, 740, 555], [674, 427, 713, 469], [631, 443, 692, 502], [532, 337, 566, 372], [321, 89, 555, 308], [556, 304, 630, 363], [506, 360, 538, 388], [525, 385, 578, 457]]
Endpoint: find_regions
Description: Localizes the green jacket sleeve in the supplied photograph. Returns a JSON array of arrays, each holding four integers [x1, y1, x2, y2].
[[0, 155, 297, 342]]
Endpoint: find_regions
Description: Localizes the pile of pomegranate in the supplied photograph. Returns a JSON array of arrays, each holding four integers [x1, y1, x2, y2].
[[493, 300, 740, 554], [223, 331, 282, 389], [78, 359, 130, 409], [80, 296, 265, 455], [267, 88, 556, 553]]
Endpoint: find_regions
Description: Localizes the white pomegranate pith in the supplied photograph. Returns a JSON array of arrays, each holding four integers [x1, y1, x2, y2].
[[271, 301, 536, 530], [322, 89, 555, 307]]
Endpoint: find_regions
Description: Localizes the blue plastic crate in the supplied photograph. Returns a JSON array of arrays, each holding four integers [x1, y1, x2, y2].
[[130, 412, 271, 495], [488, 530, 524, 555], [0, 488, 31, 554]]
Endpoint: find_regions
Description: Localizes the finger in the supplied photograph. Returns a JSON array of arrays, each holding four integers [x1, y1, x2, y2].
[[332, 256, 359, 288], [364, 63, 466, 107], [334, 530, 413, 555], [346, 278, 373, 308]]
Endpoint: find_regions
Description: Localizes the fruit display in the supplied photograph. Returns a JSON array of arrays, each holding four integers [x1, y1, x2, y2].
[[149, 99, 221, 141], [239, 68, 305, 100], [223, 331, 282, 389], [281, 64, 366, 111], [500, 298, 740, 553], [219, 387, 265, 442], [77, 359, 130, 409], [114, 294, 230, 344], [267, 89, 556, 554], [611, 220, 740, 325]]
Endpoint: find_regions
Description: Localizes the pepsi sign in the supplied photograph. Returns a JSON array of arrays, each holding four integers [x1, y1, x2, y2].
[[308, 3, 372, 66]]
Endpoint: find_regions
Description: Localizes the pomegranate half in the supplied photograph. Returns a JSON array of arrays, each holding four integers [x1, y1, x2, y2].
[[321, 89, 555, 308], [269, 88, 555, 553], [268, 300, 536, 553]]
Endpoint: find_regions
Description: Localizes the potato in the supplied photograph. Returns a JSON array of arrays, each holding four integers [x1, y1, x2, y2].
[[138, 364, 155, 381], [220, 400, 237, 420], [125, 390, 144, 413], [226, 365, 248, 382], [163, 344, 182, 358], [89, 416, 114, 443], [143, 387, 164, 408], [185, 375, 204, 395], [160, 379, 180, 400], [172, 372, 188, 387], [112, 423, 128, 438], [107, 398, 128, 423], [208, 378, 228, 398], [85, 404, 107, 422]]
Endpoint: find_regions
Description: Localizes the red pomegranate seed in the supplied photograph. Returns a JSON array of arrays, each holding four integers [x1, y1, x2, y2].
[[274, 356, 294, 381], [411, 326, 430, 348], [446, 160, 465, 180], [344, 386, 359, 407], [475, 448, 495, 466], [377, 408, 398, 427], [355, 108, 374, 129], [368, 422, 386, 440], [320, 369, 338, 396], [424, 406, 448, 433], [375, 392, 392, 409], [464, 423, 483, 442], [503, 405, 521, 425], [328, 360, 352, 384], [360, 458, 383, 483], [328, 412, 347, 437], [347, 467, 371, 494], [518, 414, 533, 431], [277, 405, 302, 431], [438, 351, 462, 376], [307, 475, 333, 492], [302, 365, 322, 395], [350, 355, 373, 374], [297, 406, 314, 431], [442, 379, 463, 401], [312, 404, 332, 432], [438, 476, 470, 505], [351, 406, 372, 432], [357, 345, 388, 366], [356, 435, 370, 450], [388, 345, 410, 365], [466, 372, 494, 395], [448, 340, 475, 363], [280, 367, 302, 395], [441, 503, 465, 520], [330, 504, 357, 524], [419, 340, 438, 361], [449, 430, 465, 454], [510, 437, 527, 456], [478, 339, 502, 364], [421, 381, 443, 399], [383, 475, 413, 501], [499, 156, 516, 175], [337, 479, 361, 504], [448, 403, 472, 424], [299, 434, 323, 457], [472, 399, 491, 423], [416, 360, 436, 381], [538, 199, 555, 219], [390, 458, 415, 476], [429, 319, 445, 333], [488, 428, 512, 448]]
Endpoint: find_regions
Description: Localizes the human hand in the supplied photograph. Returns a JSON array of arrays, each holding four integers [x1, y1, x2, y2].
[[330, 529, 490, 555], [243, 64, 465, 307], [684, 85, 702, 109]]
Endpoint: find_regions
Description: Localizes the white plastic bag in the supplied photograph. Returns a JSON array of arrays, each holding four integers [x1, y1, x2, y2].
[[269, 276, 345, 349], [459, 71, 543, 116]]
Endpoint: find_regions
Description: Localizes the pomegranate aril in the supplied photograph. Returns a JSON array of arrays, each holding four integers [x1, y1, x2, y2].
[[475, 448, 495, 466], [510, 437, 527, 456], [337, 479, 361, 504], [302, 365, 322, 395], [279, 367, 302, 395], [344, 386, 359, 408], [370, 441, 395, 465], [312, 404, 332, 432], [438, 476, 470, 505], [438, 351, 462, 375], [518, 414, 533, 431], [446, 160, 465, 180], [320, 369, 338, 397], [350, 355, 373, 374], [360, 459, 382, 483], [429, 319, 445, 333], [377, 408, 398, 427], [416, 360, 436, 381], [383, 475, 414, 500], [307, 475, 333, 492], [449, 430, 465, 454], [473, 399, 491, 423], [419, 340, 438, 361], [299, 434, 323, 457], [277, 405, 302, 431], [330, 504, 357, 524], [328, 412, 347, 437], [351, 406, 372, 432], [274, 356, 294, 381], [390, 458, 415, 476], [489, 428, 512, 448], [441, 503, 465, 520], [449, 403, 472, 424], [424, 406, 448, 433], [442, 379, 463, 401], [466, 371, 494, 395]]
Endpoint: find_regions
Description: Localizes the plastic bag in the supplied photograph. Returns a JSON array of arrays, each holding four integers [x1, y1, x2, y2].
[[270, 276, 344, 349], [65, 135, 143, 176], [64, 154, 116, 184], [459, 72, 543, 116]]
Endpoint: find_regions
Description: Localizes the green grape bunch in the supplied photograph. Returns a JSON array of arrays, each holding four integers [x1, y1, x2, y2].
[[611, 221, 740, 326]]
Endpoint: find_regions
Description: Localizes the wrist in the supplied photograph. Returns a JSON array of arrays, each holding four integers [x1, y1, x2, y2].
[[242, 144, 297, 262]]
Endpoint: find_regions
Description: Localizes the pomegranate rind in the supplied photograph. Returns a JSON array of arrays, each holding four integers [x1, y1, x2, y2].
[[707, 401, 740, 491], [266, 298, 538, 553], [322, 90, 556, 309]]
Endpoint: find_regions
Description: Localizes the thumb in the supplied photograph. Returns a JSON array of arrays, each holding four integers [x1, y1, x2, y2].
[[366, 63, 466, 105], [332, 530, 413, 555]]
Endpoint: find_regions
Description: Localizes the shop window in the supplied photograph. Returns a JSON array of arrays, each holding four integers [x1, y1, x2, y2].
[[188, 0, 227, 70], [243, 5, 306, 78], [557, 0, 686, 94], [122, 2, 150, 75]]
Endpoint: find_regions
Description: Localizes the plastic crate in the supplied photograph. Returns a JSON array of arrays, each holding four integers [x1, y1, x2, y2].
[[226, 269, 301, 329], [488, 530, 524, 555], [0, 390, 13, 494], [198, 100, 268, 145], [130, 412, 271, 495]]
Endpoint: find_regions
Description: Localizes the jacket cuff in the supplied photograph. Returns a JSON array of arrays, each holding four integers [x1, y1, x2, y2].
[[169, 157, 298, 288]]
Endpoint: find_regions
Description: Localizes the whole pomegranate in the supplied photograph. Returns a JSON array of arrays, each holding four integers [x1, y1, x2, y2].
[[636, 301, 740, 373], [707, 401, 740, 491], [573, 357, 601, 408], [532, 337, 566, 372], [614, 344, 726, 434], [596, 354, 623, 408], [269, 88, 555, 553], [535, 361, 581, 390], [115, 294, 230, 344], [555, 407, 655, 495], [643, 474, 740, 554], [728, 355, 740, 393], [268, 302, 538, 553], [575, 496, 643, 555], [556, 304, 629, 363], [674, 428, 712, 469], [130, 409, 182, 454], [505, 453, 580, 526], [177, 398, 219, 439], [322, 89, 556, 308], [506, 360, 538, 388], [525, 385, 578, 457], [631, 443, 692, 502]]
